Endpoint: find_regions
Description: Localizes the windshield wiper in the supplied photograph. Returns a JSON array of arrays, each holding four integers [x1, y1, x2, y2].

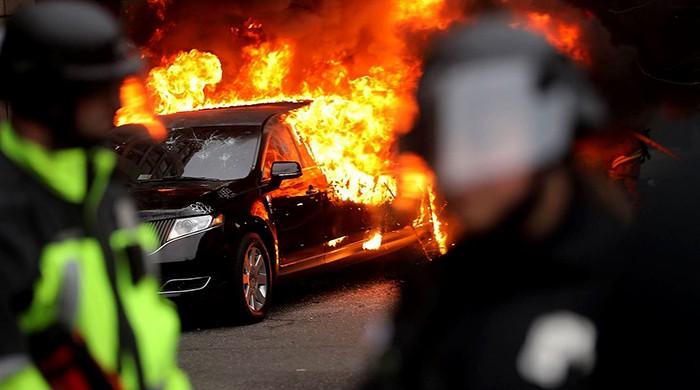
[[141, 177, 222, 182], [181, 177, 223, 182]]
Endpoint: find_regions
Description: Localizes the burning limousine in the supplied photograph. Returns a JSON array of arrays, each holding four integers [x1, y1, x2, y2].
[[112, 102, 442, 321]]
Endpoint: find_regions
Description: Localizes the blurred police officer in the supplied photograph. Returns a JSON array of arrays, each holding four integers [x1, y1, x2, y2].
[[0, 1, 189, 389], [364, 15, 634, 390]]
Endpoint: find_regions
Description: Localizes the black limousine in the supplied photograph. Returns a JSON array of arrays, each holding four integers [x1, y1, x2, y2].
[[113, 102, 433, 321]]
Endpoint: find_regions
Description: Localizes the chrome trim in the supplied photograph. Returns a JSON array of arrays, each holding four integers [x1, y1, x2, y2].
[[279, 252, 325, 269], [150, 225, 221, 256], [160, 276, 212, 294], [150, 218, 177, 246], [280, 228, 417, 272]]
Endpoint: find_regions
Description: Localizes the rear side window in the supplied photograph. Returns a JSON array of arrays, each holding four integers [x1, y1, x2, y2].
[[291, 126, 318, 169], [263, 122, 302, 179]]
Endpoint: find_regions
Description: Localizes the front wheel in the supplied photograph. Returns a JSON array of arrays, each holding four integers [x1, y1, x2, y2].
[[231, 233, 272, 322]]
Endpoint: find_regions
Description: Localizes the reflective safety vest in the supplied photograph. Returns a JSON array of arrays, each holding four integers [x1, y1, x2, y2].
[[0, 122, 190, 390]]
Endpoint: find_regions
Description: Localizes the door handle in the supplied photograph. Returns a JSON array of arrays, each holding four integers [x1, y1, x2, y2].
[[306, 186, 320, 195]]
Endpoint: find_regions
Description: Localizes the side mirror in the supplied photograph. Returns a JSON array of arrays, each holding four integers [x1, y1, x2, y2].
[[269, 161, 302, 187]]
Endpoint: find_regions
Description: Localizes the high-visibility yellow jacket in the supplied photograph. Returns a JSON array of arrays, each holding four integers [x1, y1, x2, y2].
[[0, 122, 190, 390]]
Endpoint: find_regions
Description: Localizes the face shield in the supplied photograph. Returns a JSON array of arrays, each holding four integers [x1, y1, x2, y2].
[[429, 57, 580, 195]]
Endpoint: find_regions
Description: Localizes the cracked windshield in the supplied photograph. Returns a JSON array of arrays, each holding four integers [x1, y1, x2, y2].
[[117, 126, 260, 182]]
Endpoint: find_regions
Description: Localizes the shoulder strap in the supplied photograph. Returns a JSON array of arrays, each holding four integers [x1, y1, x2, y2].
[[84, 153, 147, 390]]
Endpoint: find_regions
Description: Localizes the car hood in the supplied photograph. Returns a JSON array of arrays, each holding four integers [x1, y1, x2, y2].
[[131, 178, 250, 220]]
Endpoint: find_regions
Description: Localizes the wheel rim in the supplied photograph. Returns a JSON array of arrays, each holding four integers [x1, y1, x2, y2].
[[242, 244, 268, 312]]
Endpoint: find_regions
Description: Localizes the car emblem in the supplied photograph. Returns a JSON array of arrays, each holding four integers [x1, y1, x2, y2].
[[190, 202, 213, 214]]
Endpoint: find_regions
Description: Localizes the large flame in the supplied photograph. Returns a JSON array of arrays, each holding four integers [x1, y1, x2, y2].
[[117, 2, 594, 257], [148, 49, 223, 114], [393, 0, 459, 30]]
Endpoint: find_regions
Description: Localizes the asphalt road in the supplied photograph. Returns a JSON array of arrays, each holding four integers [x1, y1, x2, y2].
[[177, 251, 425, 390]]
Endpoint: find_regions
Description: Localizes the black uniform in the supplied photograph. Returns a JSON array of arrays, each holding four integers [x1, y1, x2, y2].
[[0, 125, 187, 389], [365, 175, 628, 390]]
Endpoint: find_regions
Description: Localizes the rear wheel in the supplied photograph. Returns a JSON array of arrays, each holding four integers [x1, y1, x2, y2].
[[231, 233, 272, 322]]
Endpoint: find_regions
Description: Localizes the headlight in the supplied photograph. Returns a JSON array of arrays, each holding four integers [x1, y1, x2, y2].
[[167, 215, 222, 241]]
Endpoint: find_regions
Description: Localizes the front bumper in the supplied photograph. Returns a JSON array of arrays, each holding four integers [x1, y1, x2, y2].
[[148, 225, 228, 297]]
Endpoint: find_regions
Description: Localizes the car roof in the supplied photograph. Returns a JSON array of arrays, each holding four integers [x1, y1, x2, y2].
[[160, 101, 312, 129]]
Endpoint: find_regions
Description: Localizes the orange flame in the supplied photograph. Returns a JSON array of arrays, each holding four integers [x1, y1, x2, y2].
[[394, 0, 458, 30], [516, 12, 590, 65], [244, 42, 293, 96], [115, 77, 166, 141], [362, 232, 383, 251], [130, 15, 426, 206], [427, 185, 448, 254], [116, 1, 595, 257], [397, 154, 448, 255], [115, 1, 454, 250], [148, 49, 223, 114], [328, 236, 348, 248]]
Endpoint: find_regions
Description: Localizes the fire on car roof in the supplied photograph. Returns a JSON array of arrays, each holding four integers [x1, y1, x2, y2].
[[114, 0, 597, 257]]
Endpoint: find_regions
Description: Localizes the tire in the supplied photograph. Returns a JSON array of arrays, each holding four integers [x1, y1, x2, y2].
[[231, 233, 273, 323]]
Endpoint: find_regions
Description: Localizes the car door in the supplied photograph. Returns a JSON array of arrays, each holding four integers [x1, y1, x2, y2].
[[288, 124, 374, 259], [326, 198, 375, 248], [263, 121, 327, 266]]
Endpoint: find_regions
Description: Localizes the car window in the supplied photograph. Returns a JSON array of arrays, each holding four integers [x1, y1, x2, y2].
[[291, 126, 318, 169], [114, 126, 260, 182], [263, 123, 302, 179]]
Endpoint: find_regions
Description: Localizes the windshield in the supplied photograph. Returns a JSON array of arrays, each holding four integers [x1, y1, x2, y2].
[[115, 126, 260, 182]]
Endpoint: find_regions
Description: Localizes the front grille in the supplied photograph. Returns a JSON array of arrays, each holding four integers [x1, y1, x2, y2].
[[148, 218, 176, 246]]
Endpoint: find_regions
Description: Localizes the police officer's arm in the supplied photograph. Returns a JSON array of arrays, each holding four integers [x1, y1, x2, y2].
[[0, 215, 50, 390]]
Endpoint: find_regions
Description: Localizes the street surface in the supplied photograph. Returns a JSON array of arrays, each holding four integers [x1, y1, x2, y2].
[[178, 252, 424, 390]]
